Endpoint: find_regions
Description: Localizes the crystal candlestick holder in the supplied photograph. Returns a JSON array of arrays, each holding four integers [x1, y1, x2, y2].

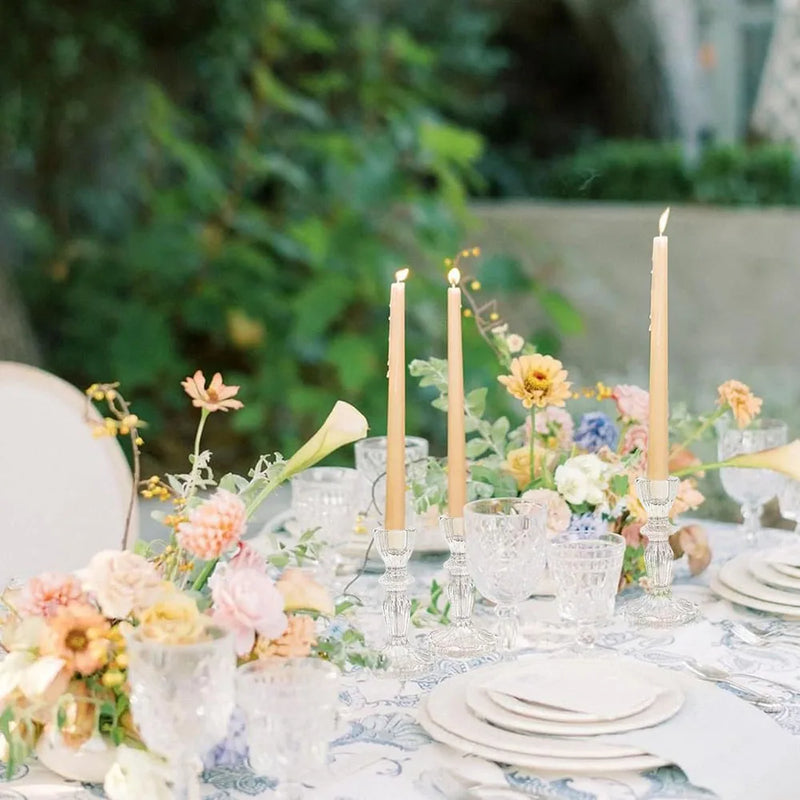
[[624, 477, 699, 627], [426, 516, 496, 658], [373, 527, 431, 679]]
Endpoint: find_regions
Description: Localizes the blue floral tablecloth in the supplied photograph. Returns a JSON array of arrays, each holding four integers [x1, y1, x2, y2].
[[6, 522, 800, 800]]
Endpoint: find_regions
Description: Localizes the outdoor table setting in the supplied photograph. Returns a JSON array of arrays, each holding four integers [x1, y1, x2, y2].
[[5, 215, 800, 800]]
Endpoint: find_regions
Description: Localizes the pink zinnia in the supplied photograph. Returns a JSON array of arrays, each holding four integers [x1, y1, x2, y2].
[[18, 572, 86, 618], [177, 489, 247, 560]]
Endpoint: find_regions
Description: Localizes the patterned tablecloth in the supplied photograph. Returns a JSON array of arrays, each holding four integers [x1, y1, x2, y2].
[[5, 522, 800, 800]]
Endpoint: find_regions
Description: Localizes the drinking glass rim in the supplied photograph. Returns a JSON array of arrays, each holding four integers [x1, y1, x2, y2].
[[355, 435, 428, 450], [717, 416, 787, 434], [290, 466, 359, 484], [463, 497, 546, 516], [236, 656, 339, 682], [126, 624, 233, 652]]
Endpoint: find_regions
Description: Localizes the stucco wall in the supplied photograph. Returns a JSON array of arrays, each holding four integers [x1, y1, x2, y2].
[[469, 201, 800, 420]]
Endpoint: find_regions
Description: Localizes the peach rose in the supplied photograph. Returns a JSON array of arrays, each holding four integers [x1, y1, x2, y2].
[[275, 569, 334, 617], [82, 551, 162, 620], [676, 524, 712, 576], [673, 480, 705, 516]]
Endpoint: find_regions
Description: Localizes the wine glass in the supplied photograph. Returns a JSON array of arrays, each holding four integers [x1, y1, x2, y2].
[[463, 498, 547, 654], [717, 417, 787, 546], [354, 436, 429, 524], [126, 626, 236, 800], [237, 658, 340, 799], [291, 467, 359, 585], [549, 532, 625, 650]]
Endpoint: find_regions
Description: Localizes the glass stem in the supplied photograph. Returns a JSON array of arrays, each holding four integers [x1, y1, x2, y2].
[[741, 502, 762, 547], [172, 758, 200, 800], [277, 782, 304, 800], [495, 604, 519, 654]]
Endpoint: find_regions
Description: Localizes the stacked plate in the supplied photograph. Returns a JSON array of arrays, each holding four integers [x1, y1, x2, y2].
[[711, 547, 800, 618], [418, 657, 684, 773]]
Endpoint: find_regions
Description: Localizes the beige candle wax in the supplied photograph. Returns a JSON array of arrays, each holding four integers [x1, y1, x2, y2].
[[385, 268, 408, 533], [647, 208, 670, 481], [447, 268, 467, 517]]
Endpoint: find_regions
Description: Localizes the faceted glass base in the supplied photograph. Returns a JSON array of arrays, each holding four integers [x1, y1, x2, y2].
[[379, 643, 431, 680], [426, 623, 496, 659], [624, 593, 699, 628]]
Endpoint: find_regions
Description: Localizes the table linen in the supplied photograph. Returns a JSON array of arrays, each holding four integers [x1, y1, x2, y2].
[[4, 521, 800, 800]]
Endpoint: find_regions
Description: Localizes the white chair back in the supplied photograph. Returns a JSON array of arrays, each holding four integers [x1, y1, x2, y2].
[[0, 362, 137, 587]]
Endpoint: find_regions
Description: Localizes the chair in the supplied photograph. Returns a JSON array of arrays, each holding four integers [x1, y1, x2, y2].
[[0, 362, 138, 587]]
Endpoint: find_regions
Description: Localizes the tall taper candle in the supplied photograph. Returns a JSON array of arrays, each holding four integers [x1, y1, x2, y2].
[[447, 267, 467, 517], [647, 208, 670, 480], [386, 268, 409, 531]]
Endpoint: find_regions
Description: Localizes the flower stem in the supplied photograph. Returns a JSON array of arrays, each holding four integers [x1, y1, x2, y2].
[[191, 558, 218, 592], [186, 408, 210, 499], [529, 407, 536, 488], [677, 407, 725, 453], [673, 459, 730, 478]]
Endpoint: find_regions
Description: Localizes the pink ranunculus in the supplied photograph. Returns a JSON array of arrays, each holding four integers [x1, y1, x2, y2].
[[521, 489, 571, 536], [611, 385, 649, 423], [229, 542, 265, 572], [673, 480, 705, 516], [177, 489, 247, 561], [621, 424, 648, 456], [525, 406, 575, 449], [210, 565, 287, 656], [17, 573, 86, 618]]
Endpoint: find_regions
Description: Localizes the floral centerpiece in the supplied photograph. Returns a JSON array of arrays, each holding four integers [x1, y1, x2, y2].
[[410, 258, 800, 588], [0, 372, 376, 792]]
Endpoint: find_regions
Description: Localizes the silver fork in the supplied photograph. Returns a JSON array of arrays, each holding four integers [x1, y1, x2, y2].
[[729, 622, 800, 647], [679, 657, 788, 711]]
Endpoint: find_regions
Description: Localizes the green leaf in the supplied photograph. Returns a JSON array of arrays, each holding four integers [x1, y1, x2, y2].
[[466, 438, 491, 458], [465, 387, 487, 419], [610, 473, 630, 496]]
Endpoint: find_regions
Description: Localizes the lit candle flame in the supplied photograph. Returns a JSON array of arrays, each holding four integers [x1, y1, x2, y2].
[[395, 267, 410, 282], [448, 267, 460, 287], [658, 207, 670, 236]]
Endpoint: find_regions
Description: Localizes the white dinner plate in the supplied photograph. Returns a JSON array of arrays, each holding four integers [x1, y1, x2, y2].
[[710, 574, 800, 619], [470, 676, 683, 737], [417, 706, 670, 774], [748, 556, 800, 593], [718, 555, 800, 608], [483, 658, 661, 722], [772, 563, 800, 580], [426, 670, 646, 759]]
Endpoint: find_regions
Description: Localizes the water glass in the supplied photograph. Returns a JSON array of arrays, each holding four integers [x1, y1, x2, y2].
[[549, 532, 625, 649], [463, 498, 547, 654], [126, 626, 236, 800], [354, 436, 428, 524], [291, 467, 359, 582], [237, 659, 340, 799], [717, 417, 787, 546], [778, 477, 800, 527]]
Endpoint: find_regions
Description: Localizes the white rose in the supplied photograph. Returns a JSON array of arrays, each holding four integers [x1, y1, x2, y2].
[[82, 551, 162, 619], [104, 746, 173, 800], [554, 462, 591, 505], [506, 334, 525, 354]]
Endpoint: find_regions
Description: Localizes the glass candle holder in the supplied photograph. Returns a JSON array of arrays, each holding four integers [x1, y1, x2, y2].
[[373, 526, 430, 679], [426, 515, 496, 658], [623, 477, 699, 627]]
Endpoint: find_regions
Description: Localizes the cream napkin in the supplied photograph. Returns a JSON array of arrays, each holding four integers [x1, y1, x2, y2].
[[599, 676, 800, 800]]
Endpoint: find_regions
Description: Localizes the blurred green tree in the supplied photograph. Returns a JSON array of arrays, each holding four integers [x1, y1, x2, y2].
[[1, 0, 575, 469]]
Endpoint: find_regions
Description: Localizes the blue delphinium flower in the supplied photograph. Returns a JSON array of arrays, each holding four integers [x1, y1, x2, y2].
[[574, 411, 619, 453], [567, 512, 606, 539]]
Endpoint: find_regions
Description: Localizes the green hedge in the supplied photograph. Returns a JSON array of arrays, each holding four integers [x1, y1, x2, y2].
[[541, 141, 800, 205]]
